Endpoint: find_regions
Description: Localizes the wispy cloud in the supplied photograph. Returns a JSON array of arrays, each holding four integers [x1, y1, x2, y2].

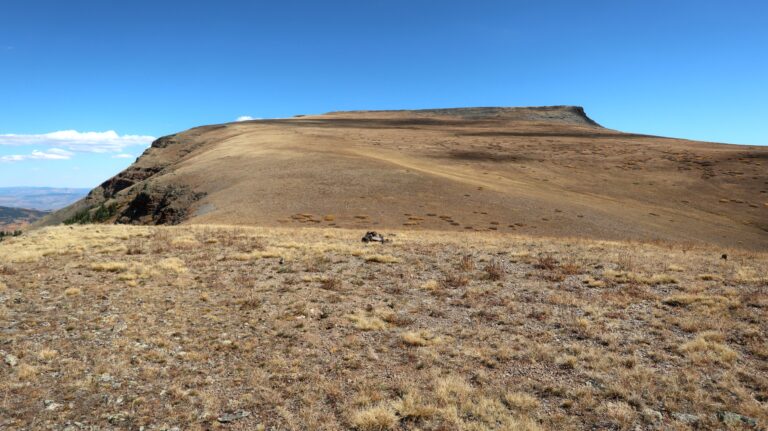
[[0, 130, 156, 154], [236, 115, 261, 122], [1, 148, 74, 162], [111, 153, 135, 159]]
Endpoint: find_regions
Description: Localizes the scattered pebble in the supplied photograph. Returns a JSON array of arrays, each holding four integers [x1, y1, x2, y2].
[[44, 400, 62, 411], [717, 411, 757, 427], [671, 412, 699, 424], [218, 410, 251, 423], [4, 354, 18, 367]]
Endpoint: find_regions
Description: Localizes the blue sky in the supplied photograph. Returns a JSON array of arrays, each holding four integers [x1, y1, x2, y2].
[[1, 1, 767, 187]]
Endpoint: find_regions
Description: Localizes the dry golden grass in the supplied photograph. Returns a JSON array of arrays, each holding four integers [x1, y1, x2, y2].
[[364, 254, 400, 264], [15, 364, 37, 381], [351, 405, 398, 431], [89, 261, 128, 272], [604, 269, 678, 285], [400, 330, 443, 347], [37, 349, 58, 362], [348, 311, 388, 331], [582, 275, 606, 288], [679, 332, 739, 365], [504, 392, 540, 413], [0, 224, 765, 430], [170, 236, 200, 248], [63, 287, 82, 296], [420, 279, 440, 291], [483, 259, 506, 281], [157, 257, 188, 273]]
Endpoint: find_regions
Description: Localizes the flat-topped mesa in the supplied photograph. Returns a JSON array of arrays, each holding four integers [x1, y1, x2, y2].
[[34, 105, 768, 250], [320, 106, 601, 127]]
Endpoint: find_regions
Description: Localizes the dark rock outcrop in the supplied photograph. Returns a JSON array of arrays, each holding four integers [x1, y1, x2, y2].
[[117, 185, 205, 225]]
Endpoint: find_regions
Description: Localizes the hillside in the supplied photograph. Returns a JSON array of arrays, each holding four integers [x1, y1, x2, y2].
[[0, 206, 48, 230], [0, 225, 765, 429], [41, 106, 768, 249]]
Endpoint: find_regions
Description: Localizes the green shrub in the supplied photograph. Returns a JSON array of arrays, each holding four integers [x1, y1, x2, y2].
[[64, 203, 118, 225]]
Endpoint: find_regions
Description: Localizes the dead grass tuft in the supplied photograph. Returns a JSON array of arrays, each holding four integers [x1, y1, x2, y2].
[[38, 349, 58, 362], [348, 311, 388, 331], [504, 392, 540, 413], [680, 332, 738, 364], [534, 255, 558, 271], [555, 354, 578, 369], [662, 294, 735, 309], [90, 261, 128, 273], [582, 276, 606, 288], [157, 257, 188, 274], [598, 401, 637, 430], [420, 279, 440, 291], [459, 254, 475, 271], [64, 287, 82, 296], [320, 276, 342, 291], [401, 330, 443, 346], [435, 375, 473, 405], [604, 270, 677, 285], [393, 392, 437, 421], [365, 254, 400, 264], [16, 363, 36, 380], [351, 404, 397, 431], [442, 273, 469, 288], [171, 236, 201, 249], [483, 259, 505, 281]]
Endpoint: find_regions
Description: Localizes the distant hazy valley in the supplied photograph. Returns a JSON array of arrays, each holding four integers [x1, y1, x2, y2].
[[0, 187, 88, 229], [0, 187, 89, 211]]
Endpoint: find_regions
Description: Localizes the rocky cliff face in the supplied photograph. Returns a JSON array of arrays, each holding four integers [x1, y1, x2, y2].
[[325, 105, 602, 126], [37, 129, 217, 226]]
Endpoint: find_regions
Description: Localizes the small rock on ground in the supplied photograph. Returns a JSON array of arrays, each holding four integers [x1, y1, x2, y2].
[[717, 411, 757, 427], [217, 410, 251, 423], [671, 412, 699, 424], [4, 354, 18, 367]]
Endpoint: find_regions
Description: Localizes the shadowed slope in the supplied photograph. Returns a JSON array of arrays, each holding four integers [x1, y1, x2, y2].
[[40, 106, 768, 249]]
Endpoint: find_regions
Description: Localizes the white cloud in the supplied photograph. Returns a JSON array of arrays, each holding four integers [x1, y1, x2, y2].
[[112, 153, 135, 159], [0, 130, 156, 153], [1, 148, 74, 162], [236, 115, 261, 122]]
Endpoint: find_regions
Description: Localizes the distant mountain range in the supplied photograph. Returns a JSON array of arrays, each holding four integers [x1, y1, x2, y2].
[[0, 187, 89, 211]]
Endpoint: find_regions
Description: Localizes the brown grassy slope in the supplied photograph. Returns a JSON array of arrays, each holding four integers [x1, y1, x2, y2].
[[41, 106, 768, 249], [0, 225, 766, 430]]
